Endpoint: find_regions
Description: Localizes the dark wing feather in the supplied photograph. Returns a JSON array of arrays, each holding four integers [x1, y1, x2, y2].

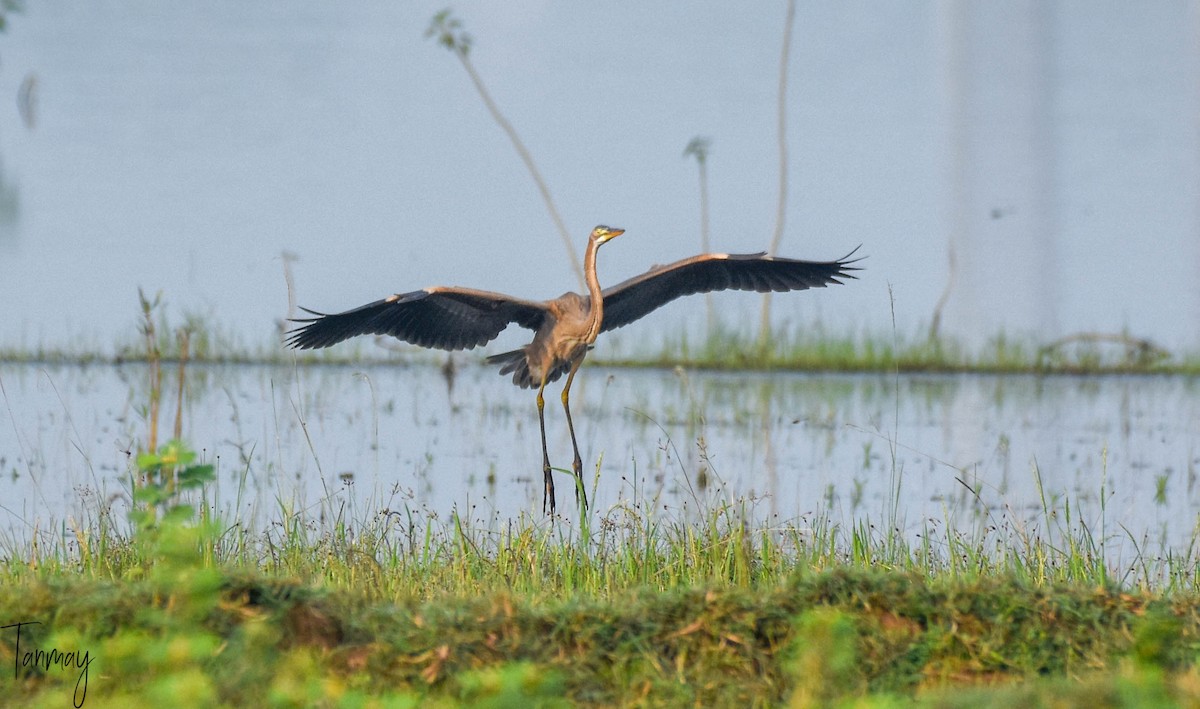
[[599, 249, 862, 333], [285, 286, 551, 352]]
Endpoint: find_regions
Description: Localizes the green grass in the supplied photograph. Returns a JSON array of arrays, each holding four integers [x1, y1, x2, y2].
[[601, 322, 1192, 376], [2, 398, 1199, 706], [3, 299, 1200, 706], [3, 325, 1194, 376], [6, 488, 1200, 707], [5, 433, 1200, 707], [0, 297, 1195, 376]]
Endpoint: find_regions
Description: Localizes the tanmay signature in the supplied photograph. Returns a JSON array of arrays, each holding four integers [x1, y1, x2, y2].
[[2, 621, 92, 707]]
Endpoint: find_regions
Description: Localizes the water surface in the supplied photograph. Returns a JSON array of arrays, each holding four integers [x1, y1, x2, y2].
[[2, 362, 1196, 571]]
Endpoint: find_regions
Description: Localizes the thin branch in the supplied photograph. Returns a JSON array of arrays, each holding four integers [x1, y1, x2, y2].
[[684, 137, 714, 333], [769, 0, 795, 258], [930, 0, 967, 343], [427, 10, 584, 290], [759, 0, 797, 345], [928, 239, 957, 342]]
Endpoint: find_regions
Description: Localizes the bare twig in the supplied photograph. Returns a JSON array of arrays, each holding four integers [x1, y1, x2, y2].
[[928, 238, 957, 342], [426, 10, 584, 290], [759, 0, 797, 345], [930, 0, 967, 343], [769, 0, 796, 258], [138, 288, 162, 453], [174, 328, 189, 442], [1037, 332, 1169, 368], [281, 250, 299, 323], [684, 137, 714, 332]]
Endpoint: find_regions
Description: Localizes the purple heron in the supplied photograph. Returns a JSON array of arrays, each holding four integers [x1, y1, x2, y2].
[[286, 225, 860, 514]]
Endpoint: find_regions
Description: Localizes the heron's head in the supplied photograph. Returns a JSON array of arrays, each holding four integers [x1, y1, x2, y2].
[[591, 225, 625, 245]]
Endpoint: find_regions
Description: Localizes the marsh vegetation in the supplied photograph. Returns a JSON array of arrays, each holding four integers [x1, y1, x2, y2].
[[1, 302, 1199, 706], [1, 4, 1199, 703]]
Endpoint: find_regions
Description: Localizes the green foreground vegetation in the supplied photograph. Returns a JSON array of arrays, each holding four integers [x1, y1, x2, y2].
[[3, 300, 1200, 706], [5, 473, 1200, 708]]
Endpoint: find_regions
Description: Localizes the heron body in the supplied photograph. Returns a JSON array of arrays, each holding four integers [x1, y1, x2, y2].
[[488, 227, 608, 389], [286, 225, 860, 514], [488, 293, 589, 382]]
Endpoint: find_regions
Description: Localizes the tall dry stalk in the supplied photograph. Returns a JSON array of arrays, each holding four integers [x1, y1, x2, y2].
[[174, 329, 189, 442], [684, 137, 714, 333], [139, 288, 162, 454], [929, 0, 966, 343], [426, 10, 584, 290], [758, 0, 797, 346]]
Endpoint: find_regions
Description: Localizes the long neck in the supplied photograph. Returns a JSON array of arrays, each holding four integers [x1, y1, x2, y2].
[[583, 237, 604, 341]]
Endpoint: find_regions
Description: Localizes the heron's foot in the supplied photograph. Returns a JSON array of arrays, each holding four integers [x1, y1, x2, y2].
[[542, 463, 556, 516]]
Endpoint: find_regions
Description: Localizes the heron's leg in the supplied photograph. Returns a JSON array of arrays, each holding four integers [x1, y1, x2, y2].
[[536, 375, 555, 515], [561, 359, 589, 511]]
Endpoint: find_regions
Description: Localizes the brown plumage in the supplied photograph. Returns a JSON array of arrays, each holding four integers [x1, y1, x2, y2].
[[286, 225, 861, 514]]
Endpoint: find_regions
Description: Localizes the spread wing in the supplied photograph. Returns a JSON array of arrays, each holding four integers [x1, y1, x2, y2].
[[285, 286, 552, 352], [599, 249, 862, 333]]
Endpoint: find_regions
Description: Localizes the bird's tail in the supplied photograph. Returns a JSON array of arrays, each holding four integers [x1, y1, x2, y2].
[[486, 348, 577, 390], [486, 349, 538, 389]]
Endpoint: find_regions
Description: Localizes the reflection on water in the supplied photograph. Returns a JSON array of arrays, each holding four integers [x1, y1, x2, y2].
[[0, 362, 1197, 566]]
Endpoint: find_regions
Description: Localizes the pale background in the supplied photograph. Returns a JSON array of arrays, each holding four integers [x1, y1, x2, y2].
[[0, 2, 1197, 353]]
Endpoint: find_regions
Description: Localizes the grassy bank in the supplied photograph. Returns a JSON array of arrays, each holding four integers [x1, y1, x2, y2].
[[608, 323, 1194, 376], [4, 490, 1200, 707], [3, 429, 1200, 708], [0, 302, 1195, 376], [3, 302, 1199, 706]]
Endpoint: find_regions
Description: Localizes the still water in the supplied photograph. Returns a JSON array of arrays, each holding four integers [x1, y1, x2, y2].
[[1, 361, 1197, 567]]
